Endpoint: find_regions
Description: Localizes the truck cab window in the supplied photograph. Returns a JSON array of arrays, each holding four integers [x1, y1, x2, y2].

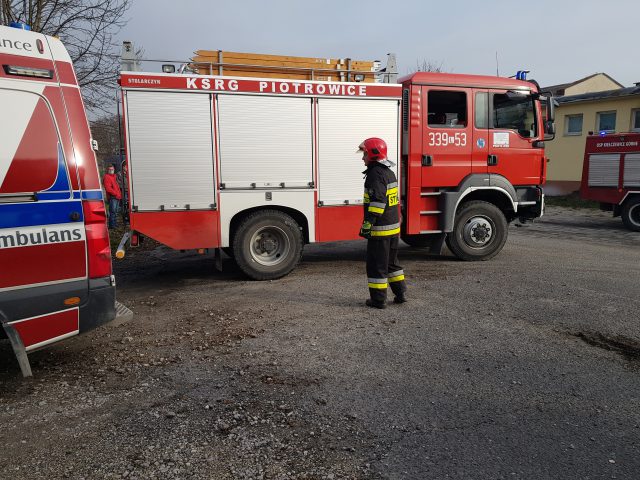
[[428, 90, 467, 128], [492, 93, 537, 138]]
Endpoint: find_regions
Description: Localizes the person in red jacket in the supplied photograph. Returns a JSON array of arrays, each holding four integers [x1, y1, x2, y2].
[[103, 164, 122, 229]]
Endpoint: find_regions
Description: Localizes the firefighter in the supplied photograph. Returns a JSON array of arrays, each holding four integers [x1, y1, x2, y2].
[[358, 137, 407, 309]]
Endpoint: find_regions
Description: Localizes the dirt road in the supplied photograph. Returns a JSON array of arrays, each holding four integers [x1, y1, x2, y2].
[[1, 206, 639, 479]]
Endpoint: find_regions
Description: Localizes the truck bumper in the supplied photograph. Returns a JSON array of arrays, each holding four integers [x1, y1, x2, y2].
[[79, 276, 117, 333], [2, 275, 132, 377]]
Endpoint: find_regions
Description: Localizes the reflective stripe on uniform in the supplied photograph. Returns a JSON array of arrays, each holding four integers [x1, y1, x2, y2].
[[363, 192, 370, 202], [388, 269, 404, 277], [368, 201, 386, 209], [368, 201, 385, 214], [388, 274, 405, 282], [370, 222, 401, 237], [368, 277, 388, 289], [370, 228, 400, 237], [371, 222, 400, 231], [386, 182, 398, 189]]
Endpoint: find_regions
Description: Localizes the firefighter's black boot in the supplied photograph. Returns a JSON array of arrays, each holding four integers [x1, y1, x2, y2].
[[366, 299, 386, 309], [393, 294, 407, 304]]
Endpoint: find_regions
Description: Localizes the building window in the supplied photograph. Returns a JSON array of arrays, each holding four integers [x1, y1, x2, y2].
[[596, 111, 616, 133], [632, 109, 640, 132], [564, 114, 583, 136]]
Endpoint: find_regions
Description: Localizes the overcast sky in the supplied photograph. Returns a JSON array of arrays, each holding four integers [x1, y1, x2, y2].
[[119, 0, 639, 88]]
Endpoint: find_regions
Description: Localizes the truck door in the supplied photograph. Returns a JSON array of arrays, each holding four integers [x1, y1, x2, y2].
[[486, 90, 543, 185], [421, 87, 472, 187], [0, 88, 87, 323], [471, 89, 490, 174]]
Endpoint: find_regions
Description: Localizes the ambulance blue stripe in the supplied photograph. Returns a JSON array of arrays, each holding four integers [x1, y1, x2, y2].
[[72, 190, 103, 200], [37, 192, 73, 201], [81, 190, 103, 200], [46, 143, 70, 192], [0, 201, 84, 229]]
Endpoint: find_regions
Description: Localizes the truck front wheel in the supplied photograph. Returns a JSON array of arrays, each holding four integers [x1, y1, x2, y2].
[[232, 210, 303, 280], [621, 197, 640, 232], [447, 200, 508, 261]]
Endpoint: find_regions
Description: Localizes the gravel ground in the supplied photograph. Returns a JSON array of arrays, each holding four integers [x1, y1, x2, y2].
[[1, 206, 639, 479]]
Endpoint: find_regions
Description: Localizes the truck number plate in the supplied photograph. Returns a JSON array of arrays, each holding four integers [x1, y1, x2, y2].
[[428, 132, 467, 147]]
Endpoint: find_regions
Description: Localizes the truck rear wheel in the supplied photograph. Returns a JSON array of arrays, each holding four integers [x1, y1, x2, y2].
[[447, 200, 508, 261], [232, 210, 303, 280], [621, 197, 640, 232]]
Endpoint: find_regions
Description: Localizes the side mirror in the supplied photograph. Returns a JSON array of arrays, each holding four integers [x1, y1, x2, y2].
[[544, 120, 555, 141], [547, 97, 556, 122], [540, 95, 556, 141], [545, 120, 555, 134]]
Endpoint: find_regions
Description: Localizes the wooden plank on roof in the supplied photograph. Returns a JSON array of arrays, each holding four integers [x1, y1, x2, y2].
[[193, 50, 375, 69]]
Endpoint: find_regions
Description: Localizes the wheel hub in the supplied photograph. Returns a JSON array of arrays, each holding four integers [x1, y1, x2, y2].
[[258, 235, 277, 254], [250, 226, 290, 266], [463, 216, 493, 246]]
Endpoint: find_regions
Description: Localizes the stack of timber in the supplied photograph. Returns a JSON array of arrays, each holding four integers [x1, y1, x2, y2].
[[191, 50, 379, 83]]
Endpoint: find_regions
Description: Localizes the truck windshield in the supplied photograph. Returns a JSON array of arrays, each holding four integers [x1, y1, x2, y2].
[[493, 93, 537, 138]]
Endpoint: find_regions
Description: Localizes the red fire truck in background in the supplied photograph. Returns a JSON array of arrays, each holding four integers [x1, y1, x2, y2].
[[0, 23, 131, 377], [117, 58, 555, 280], [580, 133, 640, 231]]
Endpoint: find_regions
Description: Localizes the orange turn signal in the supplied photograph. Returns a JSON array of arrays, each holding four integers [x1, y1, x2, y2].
[[64, 297, 81, 306]]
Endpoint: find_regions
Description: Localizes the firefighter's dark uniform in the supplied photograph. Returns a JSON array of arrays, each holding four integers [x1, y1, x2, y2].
[[361, 161, 407, 305]]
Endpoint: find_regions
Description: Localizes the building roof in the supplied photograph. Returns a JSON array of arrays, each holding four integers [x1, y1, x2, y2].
[[556, 85, 640, 104], [543, 73, 624, 96]]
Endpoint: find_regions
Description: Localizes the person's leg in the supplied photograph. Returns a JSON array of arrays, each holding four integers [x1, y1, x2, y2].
[[387, 237, 407, 302], [366, 238, 391, 307], [108, 198, 118, 228]]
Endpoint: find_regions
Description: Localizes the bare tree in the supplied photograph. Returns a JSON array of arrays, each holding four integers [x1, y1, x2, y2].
[[90, 113, 121, 169], [412, 59, 445, 73], [1, 0, 131, 113]]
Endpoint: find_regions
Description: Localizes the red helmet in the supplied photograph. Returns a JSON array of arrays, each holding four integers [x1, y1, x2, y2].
[[358, 137, 387, 162]]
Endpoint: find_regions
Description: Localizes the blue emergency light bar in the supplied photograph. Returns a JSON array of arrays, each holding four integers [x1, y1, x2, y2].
[[9, 21, 31, 30]]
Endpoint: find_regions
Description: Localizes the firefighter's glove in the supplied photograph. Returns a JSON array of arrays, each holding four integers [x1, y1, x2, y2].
[[359, 221, 372, 238]]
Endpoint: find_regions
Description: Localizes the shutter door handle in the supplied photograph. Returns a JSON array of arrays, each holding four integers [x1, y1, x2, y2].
[[487, 154, 498, 166], [422, 155, 433, 166]]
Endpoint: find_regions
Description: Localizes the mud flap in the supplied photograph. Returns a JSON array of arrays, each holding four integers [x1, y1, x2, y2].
[[214, 248, 223, 272], [429, 233, 447, 255], [2, 322, 32, 378], [115, 301, 133, 322]]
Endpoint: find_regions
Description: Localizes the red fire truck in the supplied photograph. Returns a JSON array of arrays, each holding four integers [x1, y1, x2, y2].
[[0, 23, 131, 377], [580, 133, 640, 231], [118, 65, 555, 280]]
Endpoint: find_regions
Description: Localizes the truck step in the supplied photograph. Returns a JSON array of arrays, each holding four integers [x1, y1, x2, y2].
[[420, 192, 441, 196], [420, 210, 441, 214], [115, 301, 134, 322]]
